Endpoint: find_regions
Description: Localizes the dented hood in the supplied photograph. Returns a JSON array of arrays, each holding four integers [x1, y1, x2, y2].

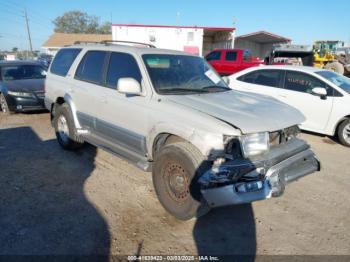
[[166, 90, 305, 134]]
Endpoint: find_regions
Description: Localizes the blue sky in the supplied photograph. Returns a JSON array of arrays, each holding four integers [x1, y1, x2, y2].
[[0, 0, 348, 51]]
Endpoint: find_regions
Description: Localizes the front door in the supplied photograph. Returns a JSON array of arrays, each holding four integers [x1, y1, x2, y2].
[[279, 70, 333, 132], [95, 51, 148, 158]]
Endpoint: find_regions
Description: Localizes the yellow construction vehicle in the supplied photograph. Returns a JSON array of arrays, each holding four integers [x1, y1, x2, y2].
[[313, 41, 349, 75]]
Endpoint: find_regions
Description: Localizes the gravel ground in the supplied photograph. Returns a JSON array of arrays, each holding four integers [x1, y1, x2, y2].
[[0, 112, 349, 257]]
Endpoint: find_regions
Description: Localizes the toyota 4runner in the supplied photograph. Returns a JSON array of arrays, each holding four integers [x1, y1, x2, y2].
[[45, 41, 320, 220]]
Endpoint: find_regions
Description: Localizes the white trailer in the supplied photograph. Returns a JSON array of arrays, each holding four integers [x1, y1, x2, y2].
[[112, 24, 235, 56]]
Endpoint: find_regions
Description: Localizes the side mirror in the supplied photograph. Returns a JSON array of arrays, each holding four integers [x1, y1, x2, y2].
[[312, 87, 327, 97], [117, 78, 142, 95], [222, 76, 230, 85]]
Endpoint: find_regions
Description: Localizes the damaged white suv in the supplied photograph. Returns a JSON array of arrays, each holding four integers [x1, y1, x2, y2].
[[45, 42, 320, 220]]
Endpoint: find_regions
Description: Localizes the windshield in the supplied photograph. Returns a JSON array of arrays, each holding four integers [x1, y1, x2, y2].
[[142, 54, 230, 94], [316, 70, 350, 94], [1, 65, 46, 81]]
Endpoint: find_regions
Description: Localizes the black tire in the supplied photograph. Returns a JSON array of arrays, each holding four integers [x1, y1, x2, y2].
[[53, 103, 84, 150], [337, 119, 350, 147], [152, 142, 210, 220], [0, 93, 11, 115]]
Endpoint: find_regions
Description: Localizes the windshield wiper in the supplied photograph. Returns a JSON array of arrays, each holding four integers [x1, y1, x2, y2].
[[159, 88, 210, 94], [202, 85, 231, 92]]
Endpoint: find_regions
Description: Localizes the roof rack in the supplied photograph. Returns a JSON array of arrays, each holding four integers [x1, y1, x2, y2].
[[73, 41, 100, 45], [100, 40, 156, 48]]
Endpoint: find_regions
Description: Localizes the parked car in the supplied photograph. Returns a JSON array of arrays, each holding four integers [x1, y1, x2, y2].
[[0, 61, 47, 114], [205, 49, 264, 76], [45, 43, 320, 220], [37, 53, 53, 69], [228, 65, 350, 147]]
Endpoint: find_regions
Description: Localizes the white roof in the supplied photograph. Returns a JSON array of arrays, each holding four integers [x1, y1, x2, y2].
[[262, 65, 326, 73], [235, 65, 327, 76]]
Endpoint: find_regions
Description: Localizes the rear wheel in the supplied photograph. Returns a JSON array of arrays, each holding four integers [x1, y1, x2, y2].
[[0, 93, 11, 115], [338, 119, 350, 147], [53, 103, 84, 150], [325, 61, 344, 75], [152, 142, 210, 220]]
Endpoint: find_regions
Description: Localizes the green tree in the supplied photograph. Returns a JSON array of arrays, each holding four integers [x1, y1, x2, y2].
[[97, 22, 112, 34], [53, 11, 111, 34], [12, 47, 18, 52]]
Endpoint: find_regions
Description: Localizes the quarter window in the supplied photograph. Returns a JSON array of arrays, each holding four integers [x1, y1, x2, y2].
[[50, 48, 81, 76], [225, 51, 237, 61], [106, 52, 142, 88], [75, 51, 107, 84], [206, 51, 221, 61], [238, 70, 282, 88]]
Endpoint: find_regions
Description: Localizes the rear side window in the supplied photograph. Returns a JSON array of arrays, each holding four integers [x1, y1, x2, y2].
[[238, 70, 283, 88], [75, 51, 107, 84], [106, 52, 142, 88], [225, 51, 237, 61], [50, 48, 81, 76], [206, 51, 221, 61]]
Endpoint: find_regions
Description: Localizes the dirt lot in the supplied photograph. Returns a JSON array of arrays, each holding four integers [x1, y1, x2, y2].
[[0, 112, 349, 257]]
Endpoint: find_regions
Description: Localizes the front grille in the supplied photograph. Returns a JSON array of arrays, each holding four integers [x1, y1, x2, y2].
[[34, 91, 45, 98]]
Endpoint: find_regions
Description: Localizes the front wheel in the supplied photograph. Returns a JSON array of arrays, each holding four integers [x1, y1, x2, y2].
[[53, 103, 84, 150], [338, 119, 350, 147], [152, 142, 210, 220]]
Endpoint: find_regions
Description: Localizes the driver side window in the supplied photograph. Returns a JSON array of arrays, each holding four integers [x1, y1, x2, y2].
[[284, 71, 330, 95]]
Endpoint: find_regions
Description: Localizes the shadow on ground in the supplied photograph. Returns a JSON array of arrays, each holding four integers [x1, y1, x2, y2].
[[193, 204, 256, 258], [190, 150, 257, 259], [0, 127, 110, 256]]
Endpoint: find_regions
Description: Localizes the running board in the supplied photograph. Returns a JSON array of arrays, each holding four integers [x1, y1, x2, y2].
[[82, 132, 152, 172]]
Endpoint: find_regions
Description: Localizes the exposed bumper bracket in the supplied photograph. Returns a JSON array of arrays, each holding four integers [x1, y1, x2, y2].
[[201, 149, 320, 208]]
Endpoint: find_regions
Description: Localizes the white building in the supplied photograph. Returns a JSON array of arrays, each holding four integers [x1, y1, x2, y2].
[[112, 24, 235, 56]]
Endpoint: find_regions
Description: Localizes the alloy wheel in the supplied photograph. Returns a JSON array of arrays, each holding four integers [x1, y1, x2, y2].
[[343, 123, 350, 144]]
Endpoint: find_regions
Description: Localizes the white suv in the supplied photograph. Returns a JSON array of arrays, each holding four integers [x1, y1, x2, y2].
[[45, 42, 320, 220]]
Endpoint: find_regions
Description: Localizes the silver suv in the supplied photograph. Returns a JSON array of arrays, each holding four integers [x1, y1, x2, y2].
[[45, 41, 320, 220]]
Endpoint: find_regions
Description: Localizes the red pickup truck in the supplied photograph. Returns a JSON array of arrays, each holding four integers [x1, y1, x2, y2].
[[205, 49, 264, 75]]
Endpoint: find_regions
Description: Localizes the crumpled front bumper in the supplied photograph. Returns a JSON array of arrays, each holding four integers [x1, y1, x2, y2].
[[200, 139, 320, 208]]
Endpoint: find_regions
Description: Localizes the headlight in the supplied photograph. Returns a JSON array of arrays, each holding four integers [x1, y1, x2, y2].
[[239, 132, 269, 158], [7, 91, 34, 97]]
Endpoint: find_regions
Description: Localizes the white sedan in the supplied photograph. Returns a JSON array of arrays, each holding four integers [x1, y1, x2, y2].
[[228, 65, 350, 147]]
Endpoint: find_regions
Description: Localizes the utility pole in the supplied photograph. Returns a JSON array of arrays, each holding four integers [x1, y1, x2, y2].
[[24, 8, 33, 57]]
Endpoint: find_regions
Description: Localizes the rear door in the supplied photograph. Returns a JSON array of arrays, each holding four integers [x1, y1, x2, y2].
[[278, 70, 334, 132], [71, 50, 109, 131], [234, 69, 285, 98]]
